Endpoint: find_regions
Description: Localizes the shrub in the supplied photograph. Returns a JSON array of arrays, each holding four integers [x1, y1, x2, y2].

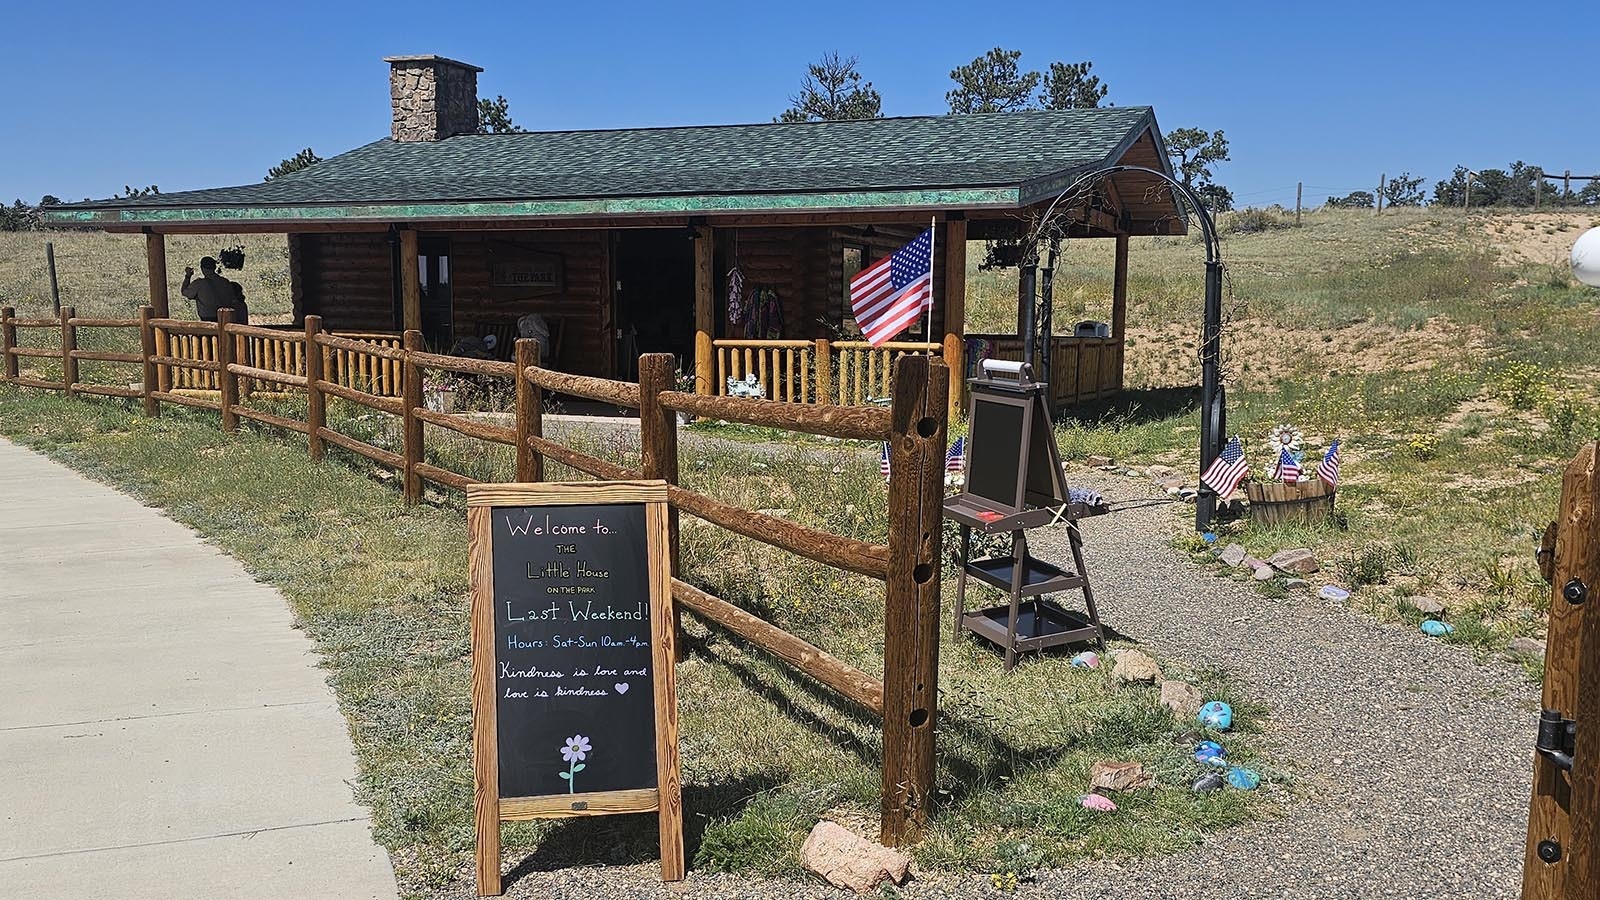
[[1225, 206, 1291, 234], [1406, 433, 1440, 461], [1494, 361, 1552, 410], [1343, 544, 1392, 587]]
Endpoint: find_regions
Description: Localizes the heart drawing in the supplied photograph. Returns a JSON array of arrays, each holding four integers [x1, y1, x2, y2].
[[614, 682, 629, 694]]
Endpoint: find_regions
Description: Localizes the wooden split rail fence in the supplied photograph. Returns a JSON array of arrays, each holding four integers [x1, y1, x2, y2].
[[0, 304, 950, 846]]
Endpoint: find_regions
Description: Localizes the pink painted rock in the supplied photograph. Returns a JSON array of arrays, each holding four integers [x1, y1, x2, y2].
[[800, 821, 911, 893], [1081, 793, 1118, 812]]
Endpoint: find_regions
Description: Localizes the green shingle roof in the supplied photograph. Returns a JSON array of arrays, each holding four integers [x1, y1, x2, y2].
[[51, 106, 1166, 226]]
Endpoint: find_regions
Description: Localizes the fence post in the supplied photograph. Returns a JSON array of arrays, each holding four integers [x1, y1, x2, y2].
[[401, 330, 424, 503], [514, 338, 543, 482], [138, 306, 158, 417], [60, 306, 77, 396], [1569, 444, 1600, 900], [1524, 442, 1600, 900], [638, 352, 684, 659], [880, 354, 948, 847], [304, 315, 325, 460], [1, 306, 16, 384], [215, 308, 238, 432], [815, 338, 832, 405]]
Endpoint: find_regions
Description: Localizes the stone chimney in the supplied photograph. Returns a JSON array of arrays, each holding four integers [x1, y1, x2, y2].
[[384, 55, 482, 142]]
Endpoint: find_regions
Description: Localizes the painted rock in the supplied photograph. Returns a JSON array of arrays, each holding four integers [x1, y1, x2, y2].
[[1318, 585, 1351, 602], [1226, 766, 1261, 790], [1070, 651, 1101, 669], [1194, 741, 1226, 764], [1080, 793, 1117, 812], [1198, 701, 1234, 730], [1421, 620, 1455, 637], [1193, 772, 1225, 793]]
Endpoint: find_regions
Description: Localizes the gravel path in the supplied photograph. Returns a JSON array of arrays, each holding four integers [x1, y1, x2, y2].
[[438, 461, 1539, 900]]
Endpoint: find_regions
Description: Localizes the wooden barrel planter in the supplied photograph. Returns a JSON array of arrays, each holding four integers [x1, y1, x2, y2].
[[1246, 478, 1334, 526]]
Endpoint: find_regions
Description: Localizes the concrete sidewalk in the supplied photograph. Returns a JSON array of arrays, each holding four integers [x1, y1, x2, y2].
[[0, 439, 398, 899]]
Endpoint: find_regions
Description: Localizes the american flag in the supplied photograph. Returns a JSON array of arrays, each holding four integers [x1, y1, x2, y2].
[[880, 442, 892, 481], [1201, 436, 1249, 497], [946, 437, 966, 473], [1317, 440, 1341, 488], [850, 229, 933, 347], [1274, 447, 1302, 483]]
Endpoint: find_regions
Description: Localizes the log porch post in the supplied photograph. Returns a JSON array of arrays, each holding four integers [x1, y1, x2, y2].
[[942, 217, 967, 422], [1112, 232, 1130, 392], [693, 225, 714, 396], [145, 231, 171, 392], [400, 228, 422, 335]]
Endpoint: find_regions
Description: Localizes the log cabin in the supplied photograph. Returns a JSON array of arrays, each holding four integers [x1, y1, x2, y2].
[[45, 55, 1186, 417]]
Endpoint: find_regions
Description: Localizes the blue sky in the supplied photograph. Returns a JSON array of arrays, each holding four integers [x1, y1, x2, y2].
[[4, 0, 1592, 208]]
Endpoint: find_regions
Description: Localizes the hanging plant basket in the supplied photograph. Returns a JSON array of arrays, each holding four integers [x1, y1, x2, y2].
[[218, 246, 246, 270]]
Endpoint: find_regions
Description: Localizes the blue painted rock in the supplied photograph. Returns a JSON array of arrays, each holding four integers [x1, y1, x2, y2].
[[1070, 651, 1101, 669], [1318, 585, 1351, 601], [1421, 620, 1455, 637], [1198, 701, 1234, 730], [1194, 741, 1226, 764], [1226, 766, 1261, 790]]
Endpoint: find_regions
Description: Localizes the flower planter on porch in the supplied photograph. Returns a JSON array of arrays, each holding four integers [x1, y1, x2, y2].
[[1245, 478, 1334, 527]]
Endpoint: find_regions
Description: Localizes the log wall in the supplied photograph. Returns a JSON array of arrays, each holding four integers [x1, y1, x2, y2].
[[293, 232, 396, 332]]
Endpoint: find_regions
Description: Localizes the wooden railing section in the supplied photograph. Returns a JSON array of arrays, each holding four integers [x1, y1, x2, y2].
[[712, 337, 940, 407], [0, 310, 949, 848]]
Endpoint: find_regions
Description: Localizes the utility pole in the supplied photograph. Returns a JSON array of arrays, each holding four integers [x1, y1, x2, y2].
[[1465, 171, 1474, 211], [1535, 167, 1543, 209], [45, 242, 61, 314], [1566, 170, 1574, 205], [1376, 173, 1386, 214], [1295, 182, 1303, 226]]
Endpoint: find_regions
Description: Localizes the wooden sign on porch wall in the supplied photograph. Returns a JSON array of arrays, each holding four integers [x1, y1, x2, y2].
[[467, 481, 684, 896]]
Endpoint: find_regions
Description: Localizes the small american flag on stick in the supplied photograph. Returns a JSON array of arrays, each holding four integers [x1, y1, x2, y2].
[[850, 229, 933, 347], [1274, 448, 1302, 483], [1202, 436, 1249, 498], [1318, 440, 1341, 488], [880, 442, 892, 482], [946, 437, 966, 473]]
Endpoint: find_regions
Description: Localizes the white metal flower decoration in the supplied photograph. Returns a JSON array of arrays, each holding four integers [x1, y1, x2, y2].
[[1265, 424, 1303, 456]]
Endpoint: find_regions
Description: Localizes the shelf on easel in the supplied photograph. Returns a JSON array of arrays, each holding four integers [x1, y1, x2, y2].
[[961, 600, 1101, 652], [965, 554, 1083, 597]]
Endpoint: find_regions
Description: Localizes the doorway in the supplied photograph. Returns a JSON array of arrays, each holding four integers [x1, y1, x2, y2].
[[614, 229, 695, 381], [418, 237, 453, 350]]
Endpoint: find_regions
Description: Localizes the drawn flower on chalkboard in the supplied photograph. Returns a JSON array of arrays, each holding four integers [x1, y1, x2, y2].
[[560, 735, 591, 763], [558, 734, 590, 793]]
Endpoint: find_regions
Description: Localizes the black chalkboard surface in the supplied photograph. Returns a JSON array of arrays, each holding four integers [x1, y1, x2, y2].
[[490, 502, 657, 799], [966, 394, 1026, 508]]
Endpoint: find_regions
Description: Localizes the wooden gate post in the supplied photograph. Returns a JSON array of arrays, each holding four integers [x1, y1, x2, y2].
[[514, 339, 543, 482], [881, 354, 948, 846], [138, 306, 158, 417], [1, 307, 16, 384], [401, 330, 425, 503], [304, 316, 325, 460], [216, 309, 238, 432], [1524, 442, 1600, 900], [60, 306, 77, 396], [638, 352, 684, 659]]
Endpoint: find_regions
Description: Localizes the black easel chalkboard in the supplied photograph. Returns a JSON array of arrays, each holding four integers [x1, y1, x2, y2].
[[490, 502, 658, 798], [963, 366, 1068, 514], [468, 481, 683, 895]]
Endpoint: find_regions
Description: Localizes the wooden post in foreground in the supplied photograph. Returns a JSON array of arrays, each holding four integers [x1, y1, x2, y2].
[[1111, 233, 1130, 393], [139, 306, 158, 417], [401, 330, 424, 503], [304, 316, 325, 460], [880, 354, 948, 846], [59, 306, 77, 396], [1, 307, 17, 383], [514, 339, 542, 482], [216, 308, 238, 432], [1523, 442, 1599, 900], [638, 352, 684, 659], [1568, 443, 1600, 898], [693, 225, 714, 396]]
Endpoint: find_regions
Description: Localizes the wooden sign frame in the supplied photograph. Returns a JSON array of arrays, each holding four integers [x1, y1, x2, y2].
[[467, 481, 683, 896]]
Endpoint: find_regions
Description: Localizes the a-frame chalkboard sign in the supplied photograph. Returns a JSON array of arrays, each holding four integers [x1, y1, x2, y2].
[[467, 481, 683, 895]]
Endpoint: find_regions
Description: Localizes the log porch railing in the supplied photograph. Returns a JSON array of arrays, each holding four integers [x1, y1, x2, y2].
[[713, 337, 941, 406], [0, 306, 949, 849], [148, 324, 403, 396]]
